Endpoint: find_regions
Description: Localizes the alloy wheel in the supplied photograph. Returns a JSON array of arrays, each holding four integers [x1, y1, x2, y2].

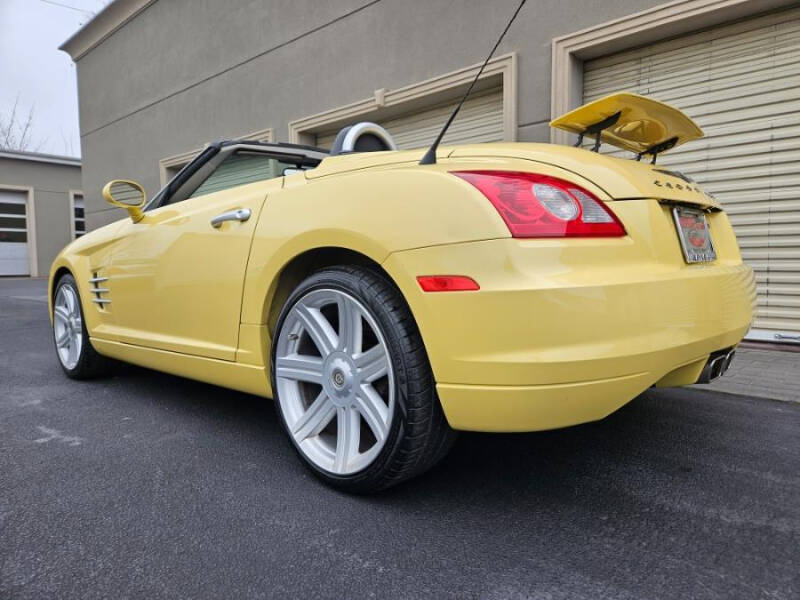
[[275, 288, 395, 475], [53, 284, 83, 370]]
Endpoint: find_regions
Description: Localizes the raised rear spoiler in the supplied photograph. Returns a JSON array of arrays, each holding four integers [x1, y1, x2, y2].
[[550, 93, 703, 162]]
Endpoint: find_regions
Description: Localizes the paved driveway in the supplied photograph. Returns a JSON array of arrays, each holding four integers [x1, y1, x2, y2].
[[1, 278, 798, 599]]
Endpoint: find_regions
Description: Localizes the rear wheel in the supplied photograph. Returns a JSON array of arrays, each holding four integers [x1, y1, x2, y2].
[[53, 274, 108, 379], [271, 266, 455, 493]]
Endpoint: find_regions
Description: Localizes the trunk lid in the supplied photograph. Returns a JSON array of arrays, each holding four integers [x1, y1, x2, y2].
[[448, 143, 720, 209]]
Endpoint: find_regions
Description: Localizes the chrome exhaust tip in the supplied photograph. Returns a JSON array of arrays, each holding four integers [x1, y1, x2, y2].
[[697, 348, 736, 384]]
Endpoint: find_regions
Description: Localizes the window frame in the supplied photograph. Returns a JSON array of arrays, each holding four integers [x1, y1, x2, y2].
[[158, 127, 274, 187], [187, 151, 306, 200], [69, 190, 85, 239], [147, 142, 327, 211]]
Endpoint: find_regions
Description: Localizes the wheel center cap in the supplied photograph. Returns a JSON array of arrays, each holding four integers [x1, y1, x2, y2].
[[332, 369, 346, 389], [324, 353, 357, 406]]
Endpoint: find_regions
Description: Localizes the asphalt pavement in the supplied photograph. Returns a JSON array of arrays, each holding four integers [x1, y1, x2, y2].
[[1, 278, 798, 599]]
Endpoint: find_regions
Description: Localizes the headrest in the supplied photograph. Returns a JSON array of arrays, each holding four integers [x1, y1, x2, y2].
[[329, 122, 397, 156]]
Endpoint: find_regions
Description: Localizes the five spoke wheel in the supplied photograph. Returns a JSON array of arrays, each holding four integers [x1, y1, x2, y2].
[[53, 283, 83, 370], [275, 288, 394, 475]]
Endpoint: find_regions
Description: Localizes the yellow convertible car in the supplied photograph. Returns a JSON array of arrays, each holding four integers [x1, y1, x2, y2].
[[49, 93, 755, 492]]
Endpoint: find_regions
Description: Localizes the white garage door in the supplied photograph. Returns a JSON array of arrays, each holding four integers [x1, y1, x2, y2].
[[582, 7, 800, 342], [316, 87, 504, 150], [0, 190, 30, 276]]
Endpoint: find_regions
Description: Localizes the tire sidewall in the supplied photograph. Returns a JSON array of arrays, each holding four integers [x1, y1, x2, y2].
[[270, 268, 413, 491]]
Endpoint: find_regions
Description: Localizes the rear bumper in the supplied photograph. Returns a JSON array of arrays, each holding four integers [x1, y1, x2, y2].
[[383, 235, 756, 432], [437, 372, 656, 433]]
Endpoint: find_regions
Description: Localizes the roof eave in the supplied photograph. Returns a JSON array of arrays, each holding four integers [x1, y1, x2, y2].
[[59, 0, 157, 61], [0, 150, 82, 167]]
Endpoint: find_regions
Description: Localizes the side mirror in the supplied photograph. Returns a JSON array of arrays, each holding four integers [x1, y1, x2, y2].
[[102, 179, 147, 223]]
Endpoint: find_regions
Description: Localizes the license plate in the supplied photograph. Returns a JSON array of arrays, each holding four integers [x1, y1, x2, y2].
[[672, 206, 716, 263]]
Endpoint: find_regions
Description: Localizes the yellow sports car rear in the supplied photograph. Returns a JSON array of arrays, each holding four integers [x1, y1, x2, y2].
[[385, 146, 755, 431]]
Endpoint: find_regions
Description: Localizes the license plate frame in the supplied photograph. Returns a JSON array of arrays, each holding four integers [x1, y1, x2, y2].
[[672, 206, 716, 263]]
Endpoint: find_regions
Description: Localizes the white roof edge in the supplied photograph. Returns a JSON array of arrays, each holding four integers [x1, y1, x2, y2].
[[59, 0, 157, 61], [0, 150, 82, 167]]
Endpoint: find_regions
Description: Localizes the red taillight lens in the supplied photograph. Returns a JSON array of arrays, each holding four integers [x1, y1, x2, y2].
[[417, 275, 480, 292], [452, 170, 626, 238]]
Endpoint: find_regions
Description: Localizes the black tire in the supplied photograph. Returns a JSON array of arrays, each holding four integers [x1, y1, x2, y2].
[[52, 274, 110, 379], [271, 265, 456, 493]]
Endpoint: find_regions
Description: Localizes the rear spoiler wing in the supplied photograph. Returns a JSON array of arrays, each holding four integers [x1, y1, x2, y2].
[[550, 93, 703, 162]]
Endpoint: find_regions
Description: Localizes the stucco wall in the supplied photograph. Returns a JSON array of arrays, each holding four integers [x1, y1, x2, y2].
[[74, 0, 666, 229], [0, 157, 82, 276]]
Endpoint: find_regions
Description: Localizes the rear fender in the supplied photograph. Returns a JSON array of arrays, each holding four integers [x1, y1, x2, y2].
[[240, 166, 515, 326]]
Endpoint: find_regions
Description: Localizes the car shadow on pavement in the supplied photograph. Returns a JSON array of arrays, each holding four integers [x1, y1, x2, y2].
[[106, 359, 713, 504], [375, 388, 712, 504]]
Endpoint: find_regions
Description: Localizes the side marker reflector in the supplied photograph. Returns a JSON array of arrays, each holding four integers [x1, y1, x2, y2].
[[417, 276, 480, 292]]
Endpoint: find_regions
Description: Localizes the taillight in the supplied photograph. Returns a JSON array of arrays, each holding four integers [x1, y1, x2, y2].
[[452, 170, 626, 238]]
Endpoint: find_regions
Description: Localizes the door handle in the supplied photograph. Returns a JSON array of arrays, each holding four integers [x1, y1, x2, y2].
[[210, 208, 251, 228]]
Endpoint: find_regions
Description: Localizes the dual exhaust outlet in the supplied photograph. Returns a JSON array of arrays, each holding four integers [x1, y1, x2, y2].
[[696, 348, 736, 384]]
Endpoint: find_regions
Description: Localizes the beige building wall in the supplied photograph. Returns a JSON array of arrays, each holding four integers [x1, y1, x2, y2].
[[61, 0, 670, 230]]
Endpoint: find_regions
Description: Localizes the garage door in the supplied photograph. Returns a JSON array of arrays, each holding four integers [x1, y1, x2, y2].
[[316, 87, 504, 150], [582, 7, 800, 342], [0, 190, 30, 276]]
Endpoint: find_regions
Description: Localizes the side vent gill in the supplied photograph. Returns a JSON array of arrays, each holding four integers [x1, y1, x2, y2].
[[89, 272, 110, 309]]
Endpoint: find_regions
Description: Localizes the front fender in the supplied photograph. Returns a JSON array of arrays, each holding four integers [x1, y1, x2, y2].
[[48, 254, 101, 332], [47, 220, 124, 332]]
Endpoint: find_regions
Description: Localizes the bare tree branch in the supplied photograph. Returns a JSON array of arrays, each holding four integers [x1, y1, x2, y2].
[[1, 94, 20, 148], [32, 134, 49, 153], [18, 103, 35, 150], [0, 95, 46, 152], [60, 130, 75, 156]]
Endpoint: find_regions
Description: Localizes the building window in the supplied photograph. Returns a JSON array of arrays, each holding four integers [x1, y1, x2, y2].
[[73, 193, 85, 238]]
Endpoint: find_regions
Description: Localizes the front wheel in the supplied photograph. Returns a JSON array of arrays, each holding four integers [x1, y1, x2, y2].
[[271, 266, 455, 493], [52, 274, 109, 379]]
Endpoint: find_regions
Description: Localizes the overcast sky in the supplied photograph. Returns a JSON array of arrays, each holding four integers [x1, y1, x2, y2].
[[0, 0, 112, 158]]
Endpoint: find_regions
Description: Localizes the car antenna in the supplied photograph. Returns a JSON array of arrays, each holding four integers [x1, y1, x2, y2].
[[419, 0, 527, 166]]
